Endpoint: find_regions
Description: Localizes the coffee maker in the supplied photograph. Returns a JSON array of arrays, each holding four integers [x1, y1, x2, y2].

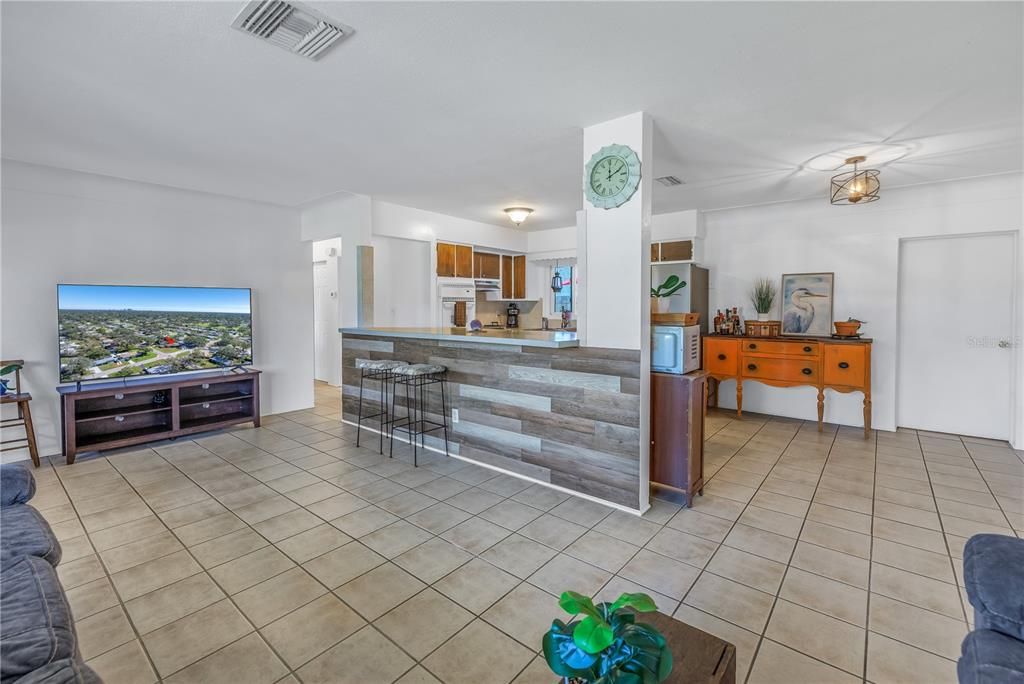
[[505, 302, 520, 328]]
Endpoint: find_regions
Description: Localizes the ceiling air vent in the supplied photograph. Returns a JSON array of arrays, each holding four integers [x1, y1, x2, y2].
[[231, 0, 353, 61], [655, 175, 685, 187]]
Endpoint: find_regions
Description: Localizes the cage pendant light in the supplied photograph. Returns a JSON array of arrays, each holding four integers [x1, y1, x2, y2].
[[551, 260, 563, 293], [830, 155, 880, 205]]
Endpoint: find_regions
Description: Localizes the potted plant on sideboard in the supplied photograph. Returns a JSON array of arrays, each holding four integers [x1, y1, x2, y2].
[[651, 275, 687, 314], [543, 590, 673, 684], [749, 278, 777, 322]]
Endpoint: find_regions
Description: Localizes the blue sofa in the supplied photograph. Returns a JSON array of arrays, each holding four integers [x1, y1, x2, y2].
[[959, 533, 1024, 683], [0, 463, 101, 684]]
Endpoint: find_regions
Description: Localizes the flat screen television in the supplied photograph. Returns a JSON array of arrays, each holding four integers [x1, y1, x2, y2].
[[58, 284, 253, 383]]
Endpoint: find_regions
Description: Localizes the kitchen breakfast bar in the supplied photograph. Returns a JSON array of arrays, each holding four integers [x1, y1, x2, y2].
[[340, 327, 646, 510]]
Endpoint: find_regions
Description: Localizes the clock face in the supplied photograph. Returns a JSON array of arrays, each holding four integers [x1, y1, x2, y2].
[[590, 155, 629, 198], [584, 144, 641, 209]]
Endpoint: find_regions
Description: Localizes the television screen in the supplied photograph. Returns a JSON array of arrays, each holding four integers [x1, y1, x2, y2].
[[58, 284, 252, 383]]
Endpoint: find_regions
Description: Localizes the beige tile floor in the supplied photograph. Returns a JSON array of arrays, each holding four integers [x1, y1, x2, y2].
[[22, 381, 1024, 683]]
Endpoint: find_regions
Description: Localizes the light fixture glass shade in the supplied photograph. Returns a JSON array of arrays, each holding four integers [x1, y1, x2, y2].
[[504, 207, 533, 225], [830, 156, 880, 205]]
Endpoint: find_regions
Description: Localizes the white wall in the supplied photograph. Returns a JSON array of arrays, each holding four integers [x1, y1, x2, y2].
[[372, 200, 527, 253], [371, 236, 432, 327], [703, 173, 1024, 441], [302, 193, 371, 330], [312, 238, 342, 385], [1, 160, 313, 459]]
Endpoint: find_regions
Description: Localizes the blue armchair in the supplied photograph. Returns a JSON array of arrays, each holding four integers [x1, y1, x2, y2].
[[0, 462, 100, 683], [959, 533, 1024, 683]]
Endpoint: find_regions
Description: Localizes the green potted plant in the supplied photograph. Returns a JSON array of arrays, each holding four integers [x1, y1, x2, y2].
[[749, 278, 777, 322], [0, 363, 21, 396], [651, 275, 686, 314], [543, 590, 673, 684]]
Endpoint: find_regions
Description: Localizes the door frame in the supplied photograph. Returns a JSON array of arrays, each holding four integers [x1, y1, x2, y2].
[[896, 230, 1021, 445]]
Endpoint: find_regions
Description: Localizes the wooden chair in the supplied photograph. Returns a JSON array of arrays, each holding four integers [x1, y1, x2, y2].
[[0, 360, 40, 467]]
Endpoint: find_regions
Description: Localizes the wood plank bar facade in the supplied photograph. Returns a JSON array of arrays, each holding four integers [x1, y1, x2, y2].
[[341, 333, 643, 508]]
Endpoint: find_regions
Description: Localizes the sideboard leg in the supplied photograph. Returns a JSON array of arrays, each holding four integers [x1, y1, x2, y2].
[[817, 388, 825, 431], [736, 379, 743, 417], [863, 395, 872, 438]]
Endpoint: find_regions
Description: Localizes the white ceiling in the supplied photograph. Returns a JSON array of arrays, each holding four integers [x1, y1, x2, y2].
[[3, 2, 1021, 230]]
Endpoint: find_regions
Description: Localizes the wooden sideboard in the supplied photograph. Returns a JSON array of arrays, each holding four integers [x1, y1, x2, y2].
[[704, 335, 872, 436]]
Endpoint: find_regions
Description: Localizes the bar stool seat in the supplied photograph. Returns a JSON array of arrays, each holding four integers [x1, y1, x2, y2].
[[392, 364, 446, 376], [390, 364, 450, 466], [355, 359, 408, 453], [356, 359, 408, 371]]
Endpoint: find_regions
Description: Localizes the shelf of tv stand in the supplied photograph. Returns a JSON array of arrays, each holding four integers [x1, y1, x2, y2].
[[58, 369, 261, 464], [75, 405, 173, 423], [179, 391, 254, 407]]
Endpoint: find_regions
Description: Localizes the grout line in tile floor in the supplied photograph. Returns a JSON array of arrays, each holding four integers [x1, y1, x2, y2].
[[24, 383, 1023, 684], [916, 430, 972, 627]]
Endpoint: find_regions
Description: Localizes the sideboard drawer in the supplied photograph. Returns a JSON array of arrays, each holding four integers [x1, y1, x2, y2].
[[824, 344, 867, 388], [741, 356, 819, 383], [742, 340, 819, 356], [705, 338, 739, 376]]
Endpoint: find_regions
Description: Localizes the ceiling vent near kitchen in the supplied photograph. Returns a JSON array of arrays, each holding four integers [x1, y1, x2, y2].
[[655, 176, 685, 187], [231, 0, 353, 61]]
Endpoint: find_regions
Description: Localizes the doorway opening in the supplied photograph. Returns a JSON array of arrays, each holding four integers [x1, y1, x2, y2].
[[312, 238, 342, 386]]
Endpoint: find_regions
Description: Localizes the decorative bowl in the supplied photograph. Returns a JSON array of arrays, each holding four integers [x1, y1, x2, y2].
[[834, 320, 862, 337]]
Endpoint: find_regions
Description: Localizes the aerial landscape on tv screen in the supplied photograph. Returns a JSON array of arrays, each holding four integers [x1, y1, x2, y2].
[[58, 285, 252, 383]]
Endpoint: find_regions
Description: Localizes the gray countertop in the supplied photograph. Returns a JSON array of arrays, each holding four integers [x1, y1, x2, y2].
[[340, 327, 579, 348]]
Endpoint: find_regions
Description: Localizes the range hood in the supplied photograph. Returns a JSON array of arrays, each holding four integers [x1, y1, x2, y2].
[[474, 278, 500, 291]]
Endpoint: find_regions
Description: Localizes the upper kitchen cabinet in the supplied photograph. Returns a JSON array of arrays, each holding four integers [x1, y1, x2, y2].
[[474, 252, 501, 279], [436, 242, 474, 277], [650, 240, 694, 263], [496, 254, 526, 300], [455, 244, 473, 277], [513, 255, 526, 299]]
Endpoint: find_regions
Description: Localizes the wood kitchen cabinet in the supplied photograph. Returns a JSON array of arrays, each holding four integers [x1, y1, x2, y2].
[[455, 244, 473, 278], [650, 370, 707, 507], [513, 255, 526, 299], [436, 242, 474, 277], [650, 240, 693, 262], [474, 252, 501, 279], [436, 242, 455, 277]]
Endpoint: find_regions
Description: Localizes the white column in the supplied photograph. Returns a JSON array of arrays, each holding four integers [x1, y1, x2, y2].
[[579, 111, 652, 512]]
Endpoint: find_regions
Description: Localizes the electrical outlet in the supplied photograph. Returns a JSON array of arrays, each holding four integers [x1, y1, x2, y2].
[[452, 408, 459, 424]]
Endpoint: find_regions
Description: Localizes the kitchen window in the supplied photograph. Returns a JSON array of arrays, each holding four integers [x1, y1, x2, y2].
[[551, 265, 574, 314]]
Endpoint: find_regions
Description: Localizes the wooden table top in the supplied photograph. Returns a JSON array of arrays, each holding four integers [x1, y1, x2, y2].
[[643, 611, 736, 684]]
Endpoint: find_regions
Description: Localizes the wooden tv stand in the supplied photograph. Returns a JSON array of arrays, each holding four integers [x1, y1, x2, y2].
[[58, 370, 260, 464]]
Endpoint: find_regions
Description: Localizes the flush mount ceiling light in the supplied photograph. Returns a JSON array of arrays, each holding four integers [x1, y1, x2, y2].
[[830, 156, 881, 205], [231, 0, 353, 61], [504, 207, 534, 226]]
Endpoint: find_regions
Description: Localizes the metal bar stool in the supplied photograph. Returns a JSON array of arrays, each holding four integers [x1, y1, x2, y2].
[[389, 364, 450, 467], [355, 359, 407, 454]]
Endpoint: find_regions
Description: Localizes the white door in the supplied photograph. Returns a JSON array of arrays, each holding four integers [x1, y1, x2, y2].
[[898, 233, 1016, 439], [313, 261, 330, 382]]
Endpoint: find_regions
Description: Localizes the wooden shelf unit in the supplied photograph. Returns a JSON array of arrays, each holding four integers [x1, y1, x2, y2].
[[58, 370, 260, 464]]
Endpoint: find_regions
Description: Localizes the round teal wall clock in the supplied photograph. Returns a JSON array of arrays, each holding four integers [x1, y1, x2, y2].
[[584, 144, 642, 209]]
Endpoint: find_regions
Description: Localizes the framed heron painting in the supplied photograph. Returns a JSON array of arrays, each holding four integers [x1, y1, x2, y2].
[[781, 272, 834, 336]]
